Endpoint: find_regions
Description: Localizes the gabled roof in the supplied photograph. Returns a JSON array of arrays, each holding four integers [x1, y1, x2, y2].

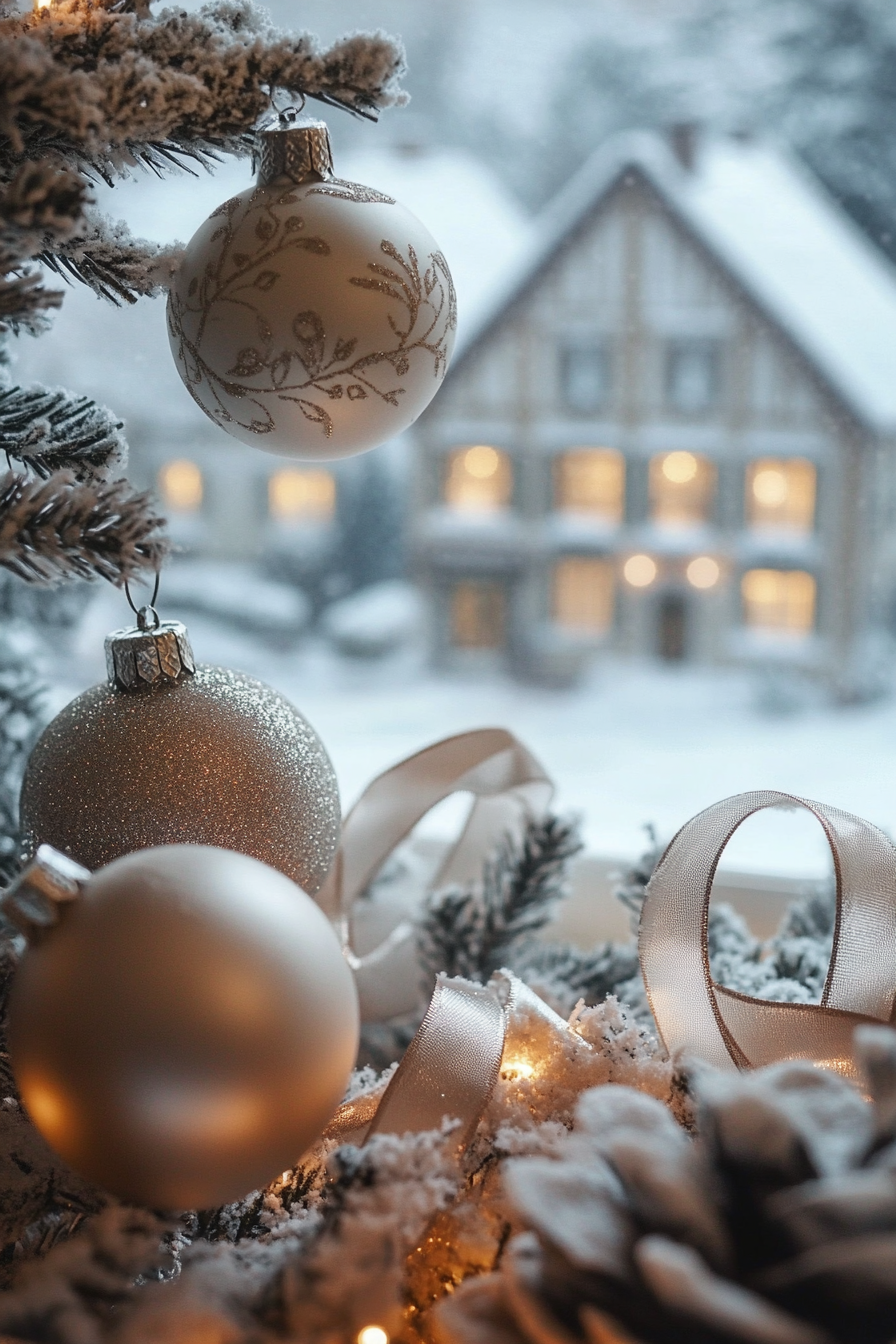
[[455, 131, 896, 436]]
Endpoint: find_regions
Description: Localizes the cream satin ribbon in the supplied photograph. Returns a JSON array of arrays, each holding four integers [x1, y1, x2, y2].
[[324, 973, 510, 1149], [317, 729, 553, 1022], [640, 790, 896, 1081]]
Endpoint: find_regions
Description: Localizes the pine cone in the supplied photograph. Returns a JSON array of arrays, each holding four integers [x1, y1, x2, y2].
[[434, 1026, 896, 1344]]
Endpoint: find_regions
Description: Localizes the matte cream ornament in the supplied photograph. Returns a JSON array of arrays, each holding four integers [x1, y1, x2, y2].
[[167, 116, 457, 459], [4, 844, 360, 1210], [19, 606, 340, 894]]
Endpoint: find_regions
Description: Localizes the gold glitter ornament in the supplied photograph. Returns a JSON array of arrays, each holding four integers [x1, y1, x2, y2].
[[5, 844, 360, 1209], [19, 608, 340, 893], [167, 115, 457, 460]]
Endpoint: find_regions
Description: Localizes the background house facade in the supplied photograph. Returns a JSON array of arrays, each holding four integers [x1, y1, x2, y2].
[[412, 131, 896, 695]]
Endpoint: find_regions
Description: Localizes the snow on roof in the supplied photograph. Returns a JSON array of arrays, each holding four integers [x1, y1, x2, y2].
[[458, 131, 896, 435], [11, 145, 530, 433]]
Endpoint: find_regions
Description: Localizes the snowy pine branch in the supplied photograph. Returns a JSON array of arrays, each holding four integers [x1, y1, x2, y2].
[[0, 1206, 173, 1342], [0, 469, 168, 584], [0, 651, 44, 885], [1, 1, 407, 179], [419, 815, 583, 984], [0, 263, 63, 336], [40, 216, 183, 305], [0, 385, 126, 479]]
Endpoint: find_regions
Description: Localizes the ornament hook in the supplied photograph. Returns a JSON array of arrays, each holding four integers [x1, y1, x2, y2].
[[270, 90, 306, 124], [124, 571, 161, 624]]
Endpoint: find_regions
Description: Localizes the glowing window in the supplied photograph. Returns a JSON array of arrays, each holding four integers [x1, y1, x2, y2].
[[444, 445, 512, 511], [560, 342, 611, 414], [158, 459, 202, 513], [666, 340, 720, 413], [650, 452, 714, 525], [269, 468, 335, 522], [552, 557, 614, 633], [742, 569, 816, 634], [451, 582, 506, 648], [746, 458, 816, 533], [555, 449, 624, 522]]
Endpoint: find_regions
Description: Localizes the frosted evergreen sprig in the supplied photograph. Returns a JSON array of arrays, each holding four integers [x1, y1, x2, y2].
[[418, 814, 584, 985], [39, 217, 183, 306], [0, 385, 126, 480], [0, 468, 168, 584], [1, 0, 407, 176]]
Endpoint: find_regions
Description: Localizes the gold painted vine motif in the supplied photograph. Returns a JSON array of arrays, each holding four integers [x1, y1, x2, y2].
[[167, 185, 456, 439]]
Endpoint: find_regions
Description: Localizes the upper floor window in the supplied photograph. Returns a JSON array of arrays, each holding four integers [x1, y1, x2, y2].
[[445, 445, 512, 511], [666, 340, 720, 413], [269, 468, 335, 522], [560, 341, 611, 414], [159, 459, 202, 513], [555, 448, 624, 523], [742, 568, 816, 635], [746, 458, 816, 533], [650, 451, 715, 526], [553, 557, 615, 634]]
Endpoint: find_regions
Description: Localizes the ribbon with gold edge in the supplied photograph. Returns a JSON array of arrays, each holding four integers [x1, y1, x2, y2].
[[639, 790, 896, 1080], [317, 729, 553, 1023]]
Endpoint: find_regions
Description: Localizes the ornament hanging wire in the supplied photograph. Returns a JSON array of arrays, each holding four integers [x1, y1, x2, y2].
[[124, 571, 161, 632]]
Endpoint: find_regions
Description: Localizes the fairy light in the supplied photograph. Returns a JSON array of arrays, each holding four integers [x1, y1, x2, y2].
[[357, 1327, 389, 1344], [687, 556, 720, 590], [661, 450, 698, 484], [624, 554, 657, 588], [501, 1059, 535, 1080]]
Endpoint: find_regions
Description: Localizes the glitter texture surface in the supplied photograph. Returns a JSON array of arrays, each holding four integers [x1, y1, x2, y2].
[[20, 666, 341, 895]]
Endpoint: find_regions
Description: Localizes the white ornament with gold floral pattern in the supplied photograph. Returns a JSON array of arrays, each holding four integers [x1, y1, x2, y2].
[[167, 116, 457, 460]]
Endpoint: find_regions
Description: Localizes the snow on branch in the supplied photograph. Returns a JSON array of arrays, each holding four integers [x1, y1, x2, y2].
[[40, 216, 183, 304], [0, 384, 126, 479], [0, 469, 169, 584], [1, 0, 408, 177]]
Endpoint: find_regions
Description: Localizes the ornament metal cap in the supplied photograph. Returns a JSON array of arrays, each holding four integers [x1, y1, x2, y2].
[[104, 605, 195, 693], [2, 843, 88, 941], [255, 113, 334, 187]]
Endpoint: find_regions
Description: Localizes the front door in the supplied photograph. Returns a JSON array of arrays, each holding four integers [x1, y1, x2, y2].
[[658, 591, 688, 662]]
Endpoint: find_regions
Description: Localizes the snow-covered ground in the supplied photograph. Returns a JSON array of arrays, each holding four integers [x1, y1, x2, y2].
[[55, 582, 896, 886]]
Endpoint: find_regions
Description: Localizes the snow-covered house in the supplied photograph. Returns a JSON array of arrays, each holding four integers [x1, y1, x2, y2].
[[411, 130, 896, 695]]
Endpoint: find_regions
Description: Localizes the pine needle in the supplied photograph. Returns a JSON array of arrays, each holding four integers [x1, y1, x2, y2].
[[0, 469, 169, 585], [0, 384, 125, 480], [418, 814, 584, 983]]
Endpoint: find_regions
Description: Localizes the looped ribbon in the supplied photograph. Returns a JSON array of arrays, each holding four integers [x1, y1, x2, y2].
[[323, 972, 562, 1149], [639, 790, 896, 1081], [317, 729, 553, 1023]]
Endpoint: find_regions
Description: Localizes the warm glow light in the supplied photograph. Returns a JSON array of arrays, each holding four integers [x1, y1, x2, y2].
[[358, 1327, 389, 1344], [445, 445, 512, 511], [159, 459, 202, 513], [269, 468, 335, 522], [34, 0, 53, 9], [555, 447, 624, 521], [624, 554, 658, 588], [687, 556, 720, 590], [502, 1059, 535, 1079], [464, 445, 500, 479], [747, 458, 816, 534], [752, 467, 788, 508], [21, 1076, 69, 1144], [661, 451, 698, 484], [742, 568, 816, 634]]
